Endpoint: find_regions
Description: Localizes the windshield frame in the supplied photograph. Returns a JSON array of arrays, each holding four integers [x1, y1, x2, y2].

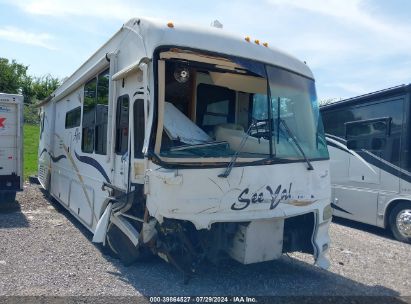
[[148, 46, 329, 169]]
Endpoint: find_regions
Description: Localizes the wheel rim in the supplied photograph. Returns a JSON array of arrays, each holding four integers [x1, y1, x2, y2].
[[396, 209, 411, 238]]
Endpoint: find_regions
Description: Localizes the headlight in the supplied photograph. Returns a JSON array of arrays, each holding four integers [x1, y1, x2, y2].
[[323, 204, 333, 221]]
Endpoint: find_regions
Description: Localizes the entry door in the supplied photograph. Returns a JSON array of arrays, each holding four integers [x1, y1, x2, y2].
[[131, 98, 146, 184], [113, 95, 130, 190]]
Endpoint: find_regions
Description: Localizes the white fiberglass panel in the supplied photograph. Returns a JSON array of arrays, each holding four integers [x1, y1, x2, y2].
[[146, 160, 330, 229]]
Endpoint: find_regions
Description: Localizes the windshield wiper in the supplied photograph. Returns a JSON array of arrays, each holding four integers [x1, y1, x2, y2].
[[279, 118, 314, 170], [218, 120, 258, 178], [170, 141, 228, 152]]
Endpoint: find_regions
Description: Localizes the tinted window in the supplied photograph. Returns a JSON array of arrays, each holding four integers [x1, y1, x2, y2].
[[346, 118, 390, 151], [95, 69, 109, 155], [115, 95, 129, 155], [81, 69, 109, 154], [40, 112, 45, 139], [134, 99, 145, 158], [65, 107, 81, 129], [97, 69, 109, 106], [82, 127, 94, 153], [82, 78, 97, 153], [83, 77, 97, 124], [323, 98, 404, 166], [322, 108, 355, 137]]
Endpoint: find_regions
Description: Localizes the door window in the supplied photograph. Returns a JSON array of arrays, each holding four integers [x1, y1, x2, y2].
[[115, 95, 129, 155], [134, 99, 145, 159]]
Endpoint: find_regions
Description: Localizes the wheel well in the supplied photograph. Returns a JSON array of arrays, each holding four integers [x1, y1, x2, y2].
[[384, 199, 411, 228]]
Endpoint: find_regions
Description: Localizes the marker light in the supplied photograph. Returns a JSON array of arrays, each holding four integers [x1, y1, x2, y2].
[[254, 39, 260, 45], [245, 36, 250, 42], [167, 22, 174, 28], [263, 42, 268, 47]]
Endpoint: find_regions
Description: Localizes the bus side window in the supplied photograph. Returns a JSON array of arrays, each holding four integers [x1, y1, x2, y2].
[[345, 118, 390, 151], [115, 95, 129, 155], [134, 99, 145, 159], [95, 69, 109, 155], [65, 107, 81, 129], [82, 77, 97, 153], [40, 112, 45, 139], [81, 69, 109, 154]]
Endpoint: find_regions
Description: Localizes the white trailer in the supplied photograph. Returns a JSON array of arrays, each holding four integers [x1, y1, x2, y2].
[[0, 93, 23, 203], [38, 18, 332, 275], [321, 84, 411, 243]]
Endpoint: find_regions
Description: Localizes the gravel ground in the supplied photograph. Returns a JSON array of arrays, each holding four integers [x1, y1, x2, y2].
[[0, 183, 410, 299]]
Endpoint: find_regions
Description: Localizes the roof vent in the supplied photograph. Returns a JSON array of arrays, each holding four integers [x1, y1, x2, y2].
[[211, 20, 223, 29]]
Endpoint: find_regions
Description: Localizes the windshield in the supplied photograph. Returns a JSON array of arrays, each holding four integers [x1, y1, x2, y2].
[[254, 65, 329, 160], [157, 51, 329, 162]]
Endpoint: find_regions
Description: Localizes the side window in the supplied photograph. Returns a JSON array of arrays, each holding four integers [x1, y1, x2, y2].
[[115, 95, 129, 155], [65, 107, 81, 129], [95, 69, 109, 155], [252, 94, 268, 120], [134, 99, 145, 158], [322, 109, 356, 138], [81, 68, 109, 154], [40, 112, 45, 139], [82, 78, 97, 153], [345, 118, 390, 151]]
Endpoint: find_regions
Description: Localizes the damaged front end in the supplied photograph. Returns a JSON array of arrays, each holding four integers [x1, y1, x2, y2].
[[93, 47, 331, 280], [95, 176, 331, 282]]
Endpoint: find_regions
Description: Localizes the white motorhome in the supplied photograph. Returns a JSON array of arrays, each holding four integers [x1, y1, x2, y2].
[[321, 84, 411, 243], [38, 18, 332, 275], [0, 93, 23, 203]]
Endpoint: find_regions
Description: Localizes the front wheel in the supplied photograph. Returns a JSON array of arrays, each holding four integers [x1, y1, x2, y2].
[[389, 202, 411, 243], [106, 222, 141, 266]]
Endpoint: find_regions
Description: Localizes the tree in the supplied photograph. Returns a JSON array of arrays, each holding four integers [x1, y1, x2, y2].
[[0, 57, 60, 104], [30, 75, 60, 102], [0, 58, 29, 97], [0, 57, 61, 124], [319, 98, 340, 106]]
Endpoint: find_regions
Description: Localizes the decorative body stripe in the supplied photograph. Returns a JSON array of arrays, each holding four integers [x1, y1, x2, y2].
[[74, 151, 111, 183]]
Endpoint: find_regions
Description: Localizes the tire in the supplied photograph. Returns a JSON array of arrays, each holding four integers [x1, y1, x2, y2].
[[0, 192, 16, 204], [106, 222, 141, 266], [8, 192, 16, 202], [389, 202, 411, 244]]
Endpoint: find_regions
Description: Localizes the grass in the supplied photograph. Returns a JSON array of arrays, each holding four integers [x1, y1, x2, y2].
[[24, 124, 39, 180]]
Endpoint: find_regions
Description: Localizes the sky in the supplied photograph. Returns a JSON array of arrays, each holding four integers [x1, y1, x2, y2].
[[0, 0, 410, 100]]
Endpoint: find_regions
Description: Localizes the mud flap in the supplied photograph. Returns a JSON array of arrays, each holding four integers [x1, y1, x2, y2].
[[92, 203, 112, 244], [315, 253, 330, 270]]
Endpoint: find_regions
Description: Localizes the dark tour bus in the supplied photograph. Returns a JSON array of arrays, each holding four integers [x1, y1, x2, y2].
[[320, 84, 411, 243]]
